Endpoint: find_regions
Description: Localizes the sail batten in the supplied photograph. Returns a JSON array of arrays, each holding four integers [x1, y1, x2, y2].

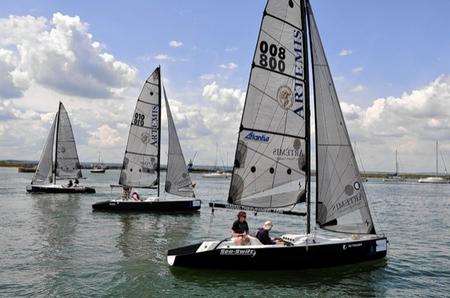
[[119, 67, 161, 188], [307, 3, 375, 234], [228, 0, 307, 210], [164, 87, 195, 198]]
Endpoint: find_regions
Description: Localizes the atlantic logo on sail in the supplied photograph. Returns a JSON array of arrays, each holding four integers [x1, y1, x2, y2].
[[245, 131, 270, 143]]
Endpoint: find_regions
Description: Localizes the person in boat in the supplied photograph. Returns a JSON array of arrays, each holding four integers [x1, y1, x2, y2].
[[232, 211, 250, 245], [67, 179, 73, 187], [131, 192, 142, 202], [74, 178, 79, 186], [122, 186, 131, 200], [256, 221, 283, 245]]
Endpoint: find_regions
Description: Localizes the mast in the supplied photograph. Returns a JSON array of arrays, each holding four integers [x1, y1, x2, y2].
[[303, 0, 311, 234], [53, 102, 61, 184], [436, 140, 439, 176], [157, 66, 162, 197], [395, 150, 398, 175]]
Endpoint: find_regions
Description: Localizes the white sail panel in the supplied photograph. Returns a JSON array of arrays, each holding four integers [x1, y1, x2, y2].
[[56, 103, 82, 179], [308, 4, 375, 234], [164, 88, 195, 197], [230, 129, 306, 208], [32, 114, 56, 184], [119, 68, 160, 188], [228, 0, 307, 209]]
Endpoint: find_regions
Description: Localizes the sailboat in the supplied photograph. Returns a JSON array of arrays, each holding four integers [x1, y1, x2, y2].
[[202, 144, 231, 179], [26, 102, 95, 193], [418, 141, 449, 184], [91, 152, 106, 173], [167, 0, 387, 269], [92, 67, 201, 212], [383, 150, 405, 182]]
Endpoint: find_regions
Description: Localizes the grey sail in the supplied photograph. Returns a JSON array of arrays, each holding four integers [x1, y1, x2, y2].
[[32, 114, 56, 184], [55, 103, 82, 179], [228, 0, 308, 209], [164, 87, 195, 197], [119, 67, 160, 188], [308, 4, 375, 234]]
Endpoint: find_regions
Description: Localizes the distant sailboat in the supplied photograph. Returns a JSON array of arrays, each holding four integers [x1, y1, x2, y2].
[[26, 102, 95, 193], [202, 144, 231, 179], [92, 67, 201, 212], [91, 152, 106, 173], [383, 150, 405, 182], [418, 141, 449, 184], [167, 0, 387, 270]]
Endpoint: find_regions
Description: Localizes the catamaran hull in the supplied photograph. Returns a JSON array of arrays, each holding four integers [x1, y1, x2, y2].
[[26, 185, 96, 194], [167, 237, 387, 270], [92, 199, 201, 213]]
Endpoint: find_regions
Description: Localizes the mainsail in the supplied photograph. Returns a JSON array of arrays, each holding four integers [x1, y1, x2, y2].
[[119, 67, 161, 188], [163, 87, 195, 197], [32, 114, 57, 184], [228, 0, 308, 209], [307, 3, 375, 234], [55, 102, 82, 179]]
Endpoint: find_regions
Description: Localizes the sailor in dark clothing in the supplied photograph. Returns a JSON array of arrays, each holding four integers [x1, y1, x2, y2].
[[256, 221, 282, 245], [67, 180, 73, 187], [232, 211, 250, 245]]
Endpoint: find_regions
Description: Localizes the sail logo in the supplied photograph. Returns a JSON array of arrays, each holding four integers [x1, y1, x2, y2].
[[150, 106, 159, 145], [220, 249, 256, 257], [245, 131, 270, 143], [331, 193, 363, 214]]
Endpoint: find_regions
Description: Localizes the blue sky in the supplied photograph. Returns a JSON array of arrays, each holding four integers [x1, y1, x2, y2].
[[1, 0, 450, 172]]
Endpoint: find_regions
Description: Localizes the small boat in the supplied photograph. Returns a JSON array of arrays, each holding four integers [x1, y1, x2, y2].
[[418, 141, 449, 184], [383, 150, 405, 182], [90, 152, 106, 173], [167, 0, 387, 270], [27, 102, 95, 194], [18, 166, 37, 173], [202, 144, 231, 179], [92, 67, 200, 212], [202, 171, 231, 179]]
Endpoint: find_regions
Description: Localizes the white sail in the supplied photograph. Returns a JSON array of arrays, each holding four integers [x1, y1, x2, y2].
[[228, 0, 307, 209], [55, 103, 82, 179], [32, 114, 56, 184], [308, 4, 375, 234], [164, 88, 195, 197], [119, 67, 160, 188]]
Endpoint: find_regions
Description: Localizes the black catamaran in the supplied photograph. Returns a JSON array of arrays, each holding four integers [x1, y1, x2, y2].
[[167, 0, 387, 270], [27, 102, 95, 194], [92, 67, 201, 212]]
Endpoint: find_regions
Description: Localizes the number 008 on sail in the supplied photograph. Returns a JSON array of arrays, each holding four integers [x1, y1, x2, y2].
[[167, 0, 387, 270]]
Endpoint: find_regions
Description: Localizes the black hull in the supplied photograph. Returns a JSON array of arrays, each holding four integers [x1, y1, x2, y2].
[[26, 185, 96, 194], [92, 199, 201, 213], [168, 237, 387, 270]]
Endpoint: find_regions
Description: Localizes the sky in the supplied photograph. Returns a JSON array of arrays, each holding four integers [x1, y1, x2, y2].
[[1, 0, 450, 173]]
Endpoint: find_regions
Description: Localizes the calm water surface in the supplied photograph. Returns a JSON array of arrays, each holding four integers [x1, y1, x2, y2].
[[0, 167, 449, 297]]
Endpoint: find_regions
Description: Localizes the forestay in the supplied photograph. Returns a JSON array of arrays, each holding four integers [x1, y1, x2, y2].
[[308, 4, 375, 234], [119, 67, 160, 188], [164, 88, 195, 197], [56, 103, 82, 179], [228, 0, 307, 209], [32, 114, 56, 184]]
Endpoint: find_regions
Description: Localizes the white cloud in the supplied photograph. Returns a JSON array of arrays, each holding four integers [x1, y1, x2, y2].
[[202, 81, 245, 112], [350, 84, 366, 92], [225, 46, 238, 52], [88, 124, 123, 148], [154, 53, 175, 61], [339, 49, 353, 56], [199, 73, 216, 81], [169, 40, 183, 48], [352, 67, 364, 74], [219, 62, 238, 70], [0, 13, 137, 99]]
